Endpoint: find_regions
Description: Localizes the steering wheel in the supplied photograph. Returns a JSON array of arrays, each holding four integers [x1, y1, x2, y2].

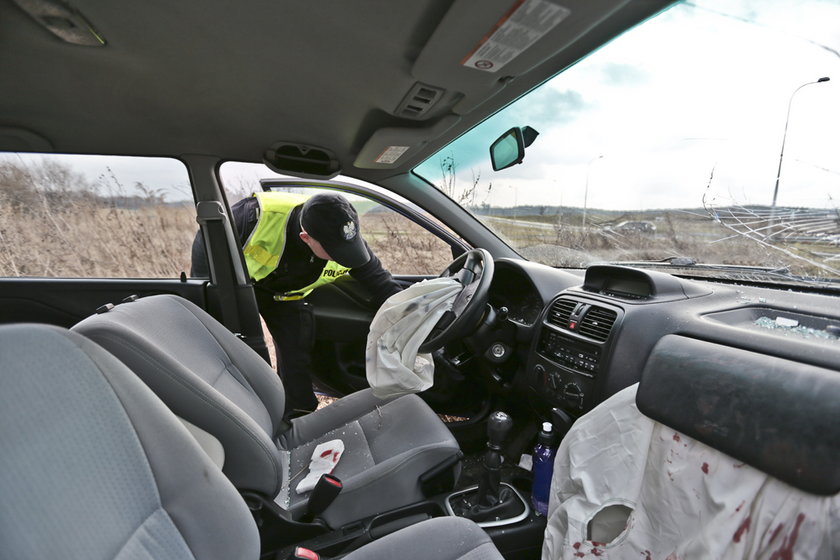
[[418, 248, 494, 353]]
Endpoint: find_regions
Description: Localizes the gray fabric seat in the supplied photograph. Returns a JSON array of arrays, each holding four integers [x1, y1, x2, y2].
[[0, 324, 259, 560], [0, 323, 503, 560], [72, 294, 461, 528]]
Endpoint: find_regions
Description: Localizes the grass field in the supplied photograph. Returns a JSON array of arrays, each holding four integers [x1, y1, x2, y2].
[[3, 157, 837, 283], [479, 208, 840, 280], [0, 158, 451, 278]]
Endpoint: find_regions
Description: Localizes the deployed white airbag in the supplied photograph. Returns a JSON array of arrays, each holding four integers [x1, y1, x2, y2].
[[542, 384, 840, 560], [366, 277, 462, 399]]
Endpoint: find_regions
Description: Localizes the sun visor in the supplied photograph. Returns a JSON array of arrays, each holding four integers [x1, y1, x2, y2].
[[412, 0, 627, 114], [353, 115, 459, 170]]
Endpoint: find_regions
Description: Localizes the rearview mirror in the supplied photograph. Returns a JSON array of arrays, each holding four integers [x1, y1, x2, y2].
[[489, 126, 538, 171]]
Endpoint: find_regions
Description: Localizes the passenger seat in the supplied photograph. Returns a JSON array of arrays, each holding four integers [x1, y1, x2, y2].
[[72, 294, 461, 528], [0, 323, 501, 560]]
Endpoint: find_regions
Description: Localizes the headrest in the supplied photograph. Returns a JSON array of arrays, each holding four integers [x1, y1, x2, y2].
[[637, 335, 840, 495]]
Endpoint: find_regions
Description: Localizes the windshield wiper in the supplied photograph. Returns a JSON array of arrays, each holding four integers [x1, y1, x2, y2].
[[606, 257, 840, 289], [614, 256, 791, 275]]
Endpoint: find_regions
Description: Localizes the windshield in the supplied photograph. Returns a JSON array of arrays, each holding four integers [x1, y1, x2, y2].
[[414, 0, 840, 286]]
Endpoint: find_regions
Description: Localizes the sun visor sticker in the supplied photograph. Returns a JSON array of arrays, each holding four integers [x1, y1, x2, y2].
[[461, 0, 571, 73], [375, 146, 410, 165], [636, 335, 840, 495]]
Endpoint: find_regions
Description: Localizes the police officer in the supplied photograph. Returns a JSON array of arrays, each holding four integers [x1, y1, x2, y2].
[[191, 191, 400, 418]]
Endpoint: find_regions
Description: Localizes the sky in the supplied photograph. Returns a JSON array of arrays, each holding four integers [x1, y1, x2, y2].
[[414, 0, 840, 211]]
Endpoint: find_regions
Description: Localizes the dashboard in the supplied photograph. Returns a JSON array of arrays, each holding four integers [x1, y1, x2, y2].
[[476, 258, 840, 420]]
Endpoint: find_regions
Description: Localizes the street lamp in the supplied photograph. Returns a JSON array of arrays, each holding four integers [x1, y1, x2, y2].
[[582, 154, 603, 228], [771, 76, 830, 208], [505, 184, 518, 219]]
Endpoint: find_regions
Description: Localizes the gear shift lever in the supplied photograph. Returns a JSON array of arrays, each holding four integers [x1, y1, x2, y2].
[[475, 410, 513, 506], [447, 410, 525, 524]]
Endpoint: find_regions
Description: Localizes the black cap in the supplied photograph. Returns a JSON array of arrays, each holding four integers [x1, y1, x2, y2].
[[300, 193, 370, 268]]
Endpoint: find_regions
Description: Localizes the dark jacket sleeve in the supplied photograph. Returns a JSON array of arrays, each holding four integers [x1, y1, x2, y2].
[[230, 196, 259, 245], [349, 243, 402, 307]]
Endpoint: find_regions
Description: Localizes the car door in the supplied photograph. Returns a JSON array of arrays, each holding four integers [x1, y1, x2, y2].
[[0, 152, 269, 358], [239, 178, 488, 417]]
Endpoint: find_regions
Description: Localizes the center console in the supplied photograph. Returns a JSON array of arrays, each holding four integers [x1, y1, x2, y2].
[[270, 412, 545, 559], [443, 411, 531, 527], [530, 296, 622, 415]]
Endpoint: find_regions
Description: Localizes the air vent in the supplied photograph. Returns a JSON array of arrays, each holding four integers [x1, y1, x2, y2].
[[547, 299, 578, 329], [578, 306, 617, 342], [547, 298, 618, 342], [395, 82, 445, 119]]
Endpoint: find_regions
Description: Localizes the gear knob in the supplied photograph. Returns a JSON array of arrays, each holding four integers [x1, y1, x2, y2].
[[487, 411, 513, 447]]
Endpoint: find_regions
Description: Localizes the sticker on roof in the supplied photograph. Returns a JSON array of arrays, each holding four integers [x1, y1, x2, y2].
[[462, 0, 571, 73]]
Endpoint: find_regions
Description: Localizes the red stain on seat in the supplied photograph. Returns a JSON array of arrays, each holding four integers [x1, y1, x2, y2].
[[701, 462, 709, 474]]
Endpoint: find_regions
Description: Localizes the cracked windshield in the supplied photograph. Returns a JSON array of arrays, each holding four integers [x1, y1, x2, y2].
[[415, 0, 840, 288]]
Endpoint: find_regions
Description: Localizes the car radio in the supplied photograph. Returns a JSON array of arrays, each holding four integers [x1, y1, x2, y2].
[[537, 329, 601, 377]]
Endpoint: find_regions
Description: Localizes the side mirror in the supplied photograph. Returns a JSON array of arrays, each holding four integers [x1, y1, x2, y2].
[[489, 126, 538, 171]]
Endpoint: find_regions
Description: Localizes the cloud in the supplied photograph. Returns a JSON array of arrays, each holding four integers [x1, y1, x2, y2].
[[597, 62, 648, 86], [508, 87, 587, 126]]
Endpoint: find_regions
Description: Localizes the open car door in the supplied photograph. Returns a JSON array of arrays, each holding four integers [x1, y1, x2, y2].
[[254, 179, 489, 418]]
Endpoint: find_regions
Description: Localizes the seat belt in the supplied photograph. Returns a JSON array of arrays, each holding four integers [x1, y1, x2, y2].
[[196, 201, 271, 363]]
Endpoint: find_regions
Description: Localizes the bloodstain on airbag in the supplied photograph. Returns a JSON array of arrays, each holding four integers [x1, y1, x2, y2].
[[733, 516, 751, 543]]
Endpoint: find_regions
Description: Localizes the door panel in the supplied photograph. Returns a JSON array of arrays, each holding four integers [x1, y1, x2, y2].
[[305, 274, 489, 416], [0, 278, 209, 328], [305, 275, 425, 394]]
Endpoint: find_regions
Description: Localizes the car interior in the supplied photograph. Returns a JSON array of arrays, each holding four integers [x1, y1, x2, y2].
[[1, 0, 839, 559]]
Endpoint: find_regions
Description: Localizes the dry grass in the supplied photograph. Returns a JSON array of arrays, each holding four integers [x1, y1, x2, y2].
[[0, 159, 450, 278], [359, 212, 455, 275], [0, 201, 196, 278], [488, 210, 839, 279], [0, 160, 197, 278]]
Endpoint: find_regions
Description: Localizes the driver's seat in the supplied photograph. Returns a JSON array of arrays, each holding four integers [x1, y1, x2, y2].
[[72, 294, 461, 528]]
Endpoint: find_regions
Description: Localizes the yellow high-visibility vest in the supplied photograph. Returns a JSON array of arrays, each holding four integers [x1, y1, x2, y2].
[[242, 192, 351, 301]]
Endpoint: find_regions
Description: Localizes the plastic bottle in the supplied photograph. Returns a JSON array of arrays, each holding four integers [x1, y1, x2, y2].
[[530, 421, 558, 516]]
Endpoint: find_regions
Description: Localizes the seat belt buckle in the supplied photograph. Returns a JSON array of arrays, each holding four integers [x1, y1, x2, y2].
[[294, 546, 320, 560], [301, 473, 343, 524]]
